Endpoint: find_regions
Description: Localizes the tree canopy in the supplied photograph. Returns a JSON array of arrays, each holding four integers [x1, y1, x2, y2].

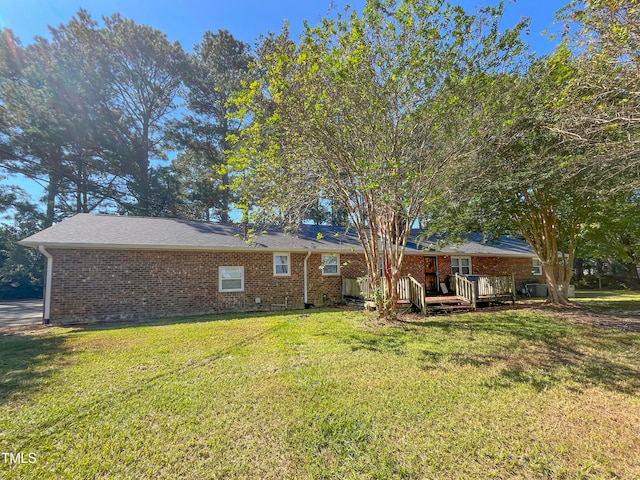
[[1, 0, 638, 308], [229, 0, 526, 314]]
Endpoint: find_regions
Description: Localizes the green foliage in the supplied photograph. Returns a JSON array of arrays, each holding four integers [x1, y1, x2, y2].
[[578, 191, 640, 263], [556, 0, 640, 188], [167, 30, 253, 222], [0, 10, 186, 221], [229, 0, 526, 314], [449, 46, 623, 303], [0, 186, 45, 299]]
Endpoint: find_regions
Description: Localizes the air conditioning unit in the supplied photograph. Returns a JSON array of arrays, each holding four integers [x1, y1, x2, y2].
[[526, 283, 548, 298]]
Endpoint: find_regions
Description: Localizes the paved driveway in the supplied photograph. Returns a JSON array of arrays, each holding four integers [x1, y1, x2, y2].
[[0, 299, 43, 326]]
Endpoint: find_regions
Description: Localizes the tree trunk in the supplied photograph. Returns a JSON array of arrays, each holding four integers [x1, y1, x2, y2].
[[45, 168, 61, 228], [541, 260, 571, 304], [220, 132, 231, 223], [621, 262, 640, 290], [135, 120, 151, 216], [574, 258, 584, 281], [220, 171, 230, 222]]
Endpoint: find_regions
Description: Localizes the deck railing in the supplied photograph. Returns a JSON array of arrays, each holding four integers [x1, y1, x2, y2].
[[406, 274, 426, 314], [344, 273, 515, 312], [454, 274, 478, 309], [342, 275, 425, 312], [342, 277, 375, 300], [476, 275, 515, 299], [454, 274, 516, 306]]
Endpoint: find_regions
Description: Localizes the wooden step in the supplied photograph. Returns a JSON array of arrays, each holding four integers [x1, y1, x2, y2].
[[344, 296, 366, 308], [426, 304, 474, 314], [424, 295, 470, 306]]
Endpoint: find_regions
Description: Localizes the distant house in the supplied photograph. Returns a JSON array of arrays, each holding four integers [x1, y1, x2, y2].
[[20, 214, 543, 324]]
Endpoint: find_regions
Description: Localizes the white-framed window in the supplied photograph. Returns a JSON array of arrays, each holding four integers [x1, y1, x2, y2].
[[219, 266, 244, 292], [321, 253, 340, 276], [273, 253, 291, 276], [532, 258, 543, 276], [451, 257, 471, 275]]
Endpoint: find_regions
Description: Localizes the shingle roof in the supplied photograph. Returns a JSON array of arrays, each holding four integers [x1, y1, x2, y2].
[[20, 213, 536, 257]]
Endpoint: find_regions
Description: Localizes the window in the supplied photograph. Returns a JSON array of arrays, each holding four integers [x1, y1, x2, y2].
[[321, 254, 339, 276], [219, 266, 244, 292], [451, 257, 471, 275], [273, 253, 290, 276], [532, 258, 542, 276]]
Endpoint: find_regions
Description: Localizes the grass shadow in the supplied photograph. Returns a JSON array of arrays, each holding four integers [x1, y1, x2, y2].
[[339, 310, 640, 395], [344, 329, 411, 355], [61, 308, 309, 333], [0, 309, 304, 408], [0, 329, 69, 405]]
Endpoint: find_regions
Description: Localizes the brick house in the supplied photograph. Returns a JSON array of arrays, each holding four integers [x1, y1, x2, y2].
[[20, 214, 543, 324]]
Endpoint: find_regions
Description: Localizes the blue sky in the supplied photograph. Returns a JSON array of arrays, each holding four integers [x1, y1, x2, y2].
[[0, 0, 563, 205], [1, 0, 562, 54]]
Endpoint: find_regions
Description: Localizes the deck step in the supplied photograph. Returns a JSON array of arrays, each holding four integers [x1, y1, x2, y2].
[[424, 296, 469, 306], [426, 304, 475, 314], [422, 295, 474, 315], [344, 296, 366, 308]]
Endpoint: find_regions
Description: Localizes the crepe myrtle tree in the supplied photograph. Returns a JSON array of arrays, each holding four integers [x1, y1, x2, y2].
[[554, 1, 640, 188], [228, 0, 526, 316], [454, 51, 613, 305]]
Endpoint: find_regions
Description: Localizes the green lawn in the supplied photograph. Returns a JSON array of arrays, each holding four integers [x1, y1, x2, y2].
[[1, 301, 639, 479], [574, 289, 640, 314]]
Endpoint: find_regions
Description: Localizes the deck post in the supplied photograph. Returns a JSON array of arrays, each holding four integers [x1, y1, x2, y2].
[[472, 280, 478, 309], [511, 274, 516, 304]]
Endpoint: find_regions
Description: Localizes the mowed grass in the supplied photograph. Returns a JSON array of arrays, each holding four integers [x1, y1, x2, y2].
[[1, 304, 640, 479], [574, 289, 640, 314]]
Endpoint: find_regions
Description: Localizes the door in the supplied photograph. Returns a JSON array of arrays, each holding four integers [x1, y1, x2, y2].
[[424, 256, 438, 294]]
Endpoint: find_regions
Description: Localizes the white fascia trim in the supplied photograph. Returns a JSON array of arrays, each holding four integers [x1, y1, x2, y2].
[[435, 253, 537, 258]]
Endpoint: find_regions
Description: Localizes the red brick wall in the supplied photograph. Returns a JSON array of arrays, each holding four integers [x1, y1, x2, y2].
[[307, 253, 344, 306], [437, 255, 542, 289], [305, 253, 426, 306], [49, 249, 311, 323], [47, 248, 541, 323], [401, 256, 426, 283]]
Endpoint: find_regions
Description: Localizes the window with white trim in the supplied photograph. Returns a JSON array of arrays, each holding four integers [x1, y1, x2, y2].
[[273, 253, 290, 276], [219, 266, 244, 292], [532, 258, 542, 276], [321, 253, 339, 276], [451, 257, 471, 275]]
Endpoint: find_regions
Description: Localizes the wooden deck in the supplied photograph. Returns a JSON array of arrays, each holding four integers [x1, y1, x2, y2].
[[453, 274, 516, 309], [343, 273, 516, 315]]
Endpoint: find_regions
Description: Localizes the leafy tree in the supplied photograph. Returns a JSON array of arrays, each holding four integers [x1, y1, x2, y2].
[[169, 30, 252, 221], [0, 183, 45, 299], [578, 191, 640, 289], [555, 1, 640, 187], [230, 0, 526, 315], [452, 51, 600, 304], [0, 29, 75, 226], [0, 12, 187, 219], [97, 13, 186, 216], [304, 198, 349, 226]]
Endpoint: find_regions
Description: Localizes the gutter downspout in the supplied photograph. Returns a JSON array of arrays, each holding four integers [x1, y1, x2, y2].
[[303, 250, 312, 305], [38, 245, 52, 324]]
